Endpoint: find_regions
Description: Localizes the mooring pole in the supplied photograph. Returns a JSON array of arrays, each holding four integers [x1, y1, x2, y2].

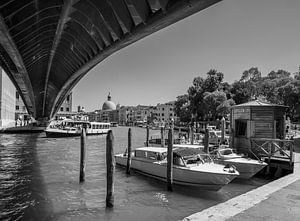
[[126, 128, 132, 174], [204, 128, 209, 153], [79, 127, 86, 182], [146, 125, 149, 147], [106, 130, 115, 208], [167, 127, 174, 191], [191, 125, 194, 145], [221, 117, 226, 144], [161, 126, 165, 147]]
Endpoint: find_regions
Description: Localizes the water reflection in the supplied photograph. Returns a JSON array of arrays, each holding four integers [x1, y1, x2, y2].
[[0, 127, 271, 221], [0, 134, 52, 221]]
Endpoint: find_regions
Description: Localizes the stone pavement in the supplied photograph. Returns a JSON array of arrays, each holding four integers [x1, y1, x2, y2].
[[183, 152, 300, 221]]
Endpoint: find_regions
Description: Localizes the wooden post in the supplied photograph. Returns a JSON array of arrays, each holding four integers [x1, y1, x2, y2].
[[79, 127, 86, 182], [290, 141, 293, 166], [106, 130, 115, 208], [191, 125, 194, 145], [221, 117, 225, 144], [146, 125, 149, 147], [161, 126, 165, 147], [204, 128, 209, 153], [126, 128, 132, 174], [267, 142, 271, 174], [167, 128, 173, 191]]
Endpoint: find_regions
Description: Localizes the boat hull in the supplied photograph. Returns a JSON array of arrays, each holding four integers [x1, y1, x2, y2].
[[115, 154, 238, 191], [45, 129, 109, 138], [216, 158, 267, 179]]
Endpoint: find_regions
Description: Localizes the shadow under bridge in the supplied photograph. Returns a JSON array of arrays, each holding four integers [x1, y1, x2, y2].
[[0, 0, 222, 121]]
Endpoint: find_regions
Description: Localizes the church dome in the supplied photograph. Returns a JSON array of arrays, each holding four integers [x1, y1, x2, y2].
[[102, 93, 116, 111]]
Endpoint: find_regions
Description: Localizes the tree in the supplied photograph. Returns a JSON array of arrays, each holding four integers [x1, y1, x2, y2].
[[187, 69, 225, 120], [240, 67, 261, 82], [174, 94, 191, 123], [230, 80, 256, 104], [203, 91, 235, 120]]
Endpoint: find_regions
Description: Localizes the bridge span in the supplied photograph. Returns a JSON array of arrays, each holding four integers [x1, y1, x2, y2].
[[0, 0, 221, 121]]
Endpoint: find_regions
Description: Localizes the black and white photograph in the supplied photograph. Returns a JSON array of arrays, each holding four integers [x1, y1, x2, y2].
[[0, 0, 299, 220]]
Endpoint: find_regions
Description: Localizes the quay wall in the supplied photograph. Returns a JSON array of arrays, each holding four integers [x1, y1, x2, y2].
[[183, 152, 300, 221]]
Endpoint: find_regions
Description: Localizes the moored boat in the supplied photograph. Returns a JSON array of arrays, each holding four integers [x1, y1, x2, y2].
[[115, 147, 239, 191], [45, 119, 110, 138], [210, 147, 267, 179]]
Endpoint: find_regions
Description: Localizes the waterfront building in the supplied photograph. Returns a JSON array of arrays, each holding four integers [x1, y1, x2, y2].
[[15, 91, 29, 125], [118, 106, 132, 125], [231, 99, 287, 154], [58, 93, 72, 113], [0, 69, 16, 128], [155, 101, 178, 127], [101, 93, 119, 123]]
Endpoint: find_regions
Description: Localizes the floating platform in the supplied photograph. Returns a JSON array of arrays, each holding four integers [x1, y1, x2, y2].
[[0, 125, 45, 133]]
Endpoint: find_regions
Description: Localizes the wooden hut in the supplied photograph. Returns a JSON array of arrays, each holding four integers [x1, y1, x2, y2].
[[230, 100, 287, 154]]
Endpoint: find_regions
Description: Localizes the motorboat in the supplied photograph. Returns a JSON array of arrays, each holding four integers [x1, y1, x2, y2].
[[45, 119, 110, 138], [208, 130, 229, 145], [115, 147, 239, 191], [210, 147, 267, 179]]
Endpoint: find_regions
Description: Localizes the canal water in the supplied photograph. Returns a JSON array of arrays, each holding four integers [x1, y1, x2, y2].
[[0, 127, 271, 221]]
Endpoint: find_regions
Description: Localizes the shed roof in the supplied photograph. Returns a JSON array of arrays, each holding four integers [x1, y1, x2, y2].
[[233, 100, 288, 108]]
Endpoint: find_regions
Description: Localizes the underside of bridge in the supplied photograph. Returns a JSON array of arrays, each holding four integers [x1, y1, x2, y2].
[[0, 0, 221, 120]]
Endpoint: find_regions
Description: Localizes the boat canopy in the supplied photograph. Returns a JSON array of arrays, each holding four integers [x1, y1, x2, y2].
[[173, 148, 205, 157]]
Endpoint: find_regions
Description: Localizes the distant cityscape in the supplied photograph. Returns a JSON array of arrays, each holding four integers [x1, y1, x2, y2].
[[0, 68, 178, 128]]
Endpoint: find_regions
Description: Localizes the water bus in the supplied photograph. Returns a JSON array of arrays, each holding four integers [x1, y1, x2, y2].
[[45, 119, 110, 138]]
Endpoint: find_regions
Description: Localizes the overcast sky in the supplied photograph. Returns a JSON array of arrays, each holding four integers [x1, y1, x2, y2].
[[72, 0, 300, 111]]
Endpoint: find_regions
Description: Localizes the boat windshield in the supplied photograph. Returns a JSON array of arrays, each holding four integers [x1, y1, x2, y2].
[[184, 154, 213, 165], [219, 149, 234, 155]]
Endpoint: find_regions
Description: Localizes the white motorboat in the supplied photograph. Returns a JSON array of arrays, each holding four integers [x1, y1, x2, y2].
[[45, 119, 110, 138], [115, 147, 239, 191], [211, 147, 267, 179]]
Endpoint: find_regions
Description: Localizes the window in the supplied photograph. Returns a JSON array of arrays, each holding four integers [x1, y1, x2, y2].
[[22, 106, 26, 111], [235, 120, 247, 137], [66, 107, 70, 112], [60, 107, 63, 111], [16, 105, 19, 110], [16, 92, 19, 99], [162, 113, 164, 116]]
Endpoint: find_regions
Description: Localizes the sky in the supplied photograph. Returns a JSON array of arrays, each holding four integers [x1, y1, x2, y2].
[[72, 0, 300, 112]]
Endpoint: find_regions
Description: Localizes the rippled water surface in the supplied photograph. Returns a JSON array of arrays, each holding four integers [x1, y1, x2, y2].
[[0, 127, 270, 221]]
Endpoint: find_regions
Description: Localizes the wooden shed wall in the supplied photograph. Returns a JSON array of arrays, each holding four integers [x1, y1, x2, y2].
[[251, 107, 274, 138]]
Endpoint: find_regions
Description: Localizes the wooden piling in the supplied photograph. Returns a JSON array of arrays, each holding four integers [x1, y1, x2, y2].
[[79, 127, 86, 182], [146, 125, 149, 147], [126, 128, 132, 174], [290, 142, 293, 166], [167, 128, 173, 191], [106, 130, 115, 208], [221, 117, 225, 144], [191, 125, 194, 145], [204, 128, 209, 153], [161, 126, 165, 147]]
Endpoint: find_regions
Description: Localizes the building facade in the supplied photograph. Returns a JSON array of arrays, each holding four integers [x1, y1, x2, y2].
[[58, 93, 72, 113], [0, 69, 16, 127], [155, 101, 178, 127]]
